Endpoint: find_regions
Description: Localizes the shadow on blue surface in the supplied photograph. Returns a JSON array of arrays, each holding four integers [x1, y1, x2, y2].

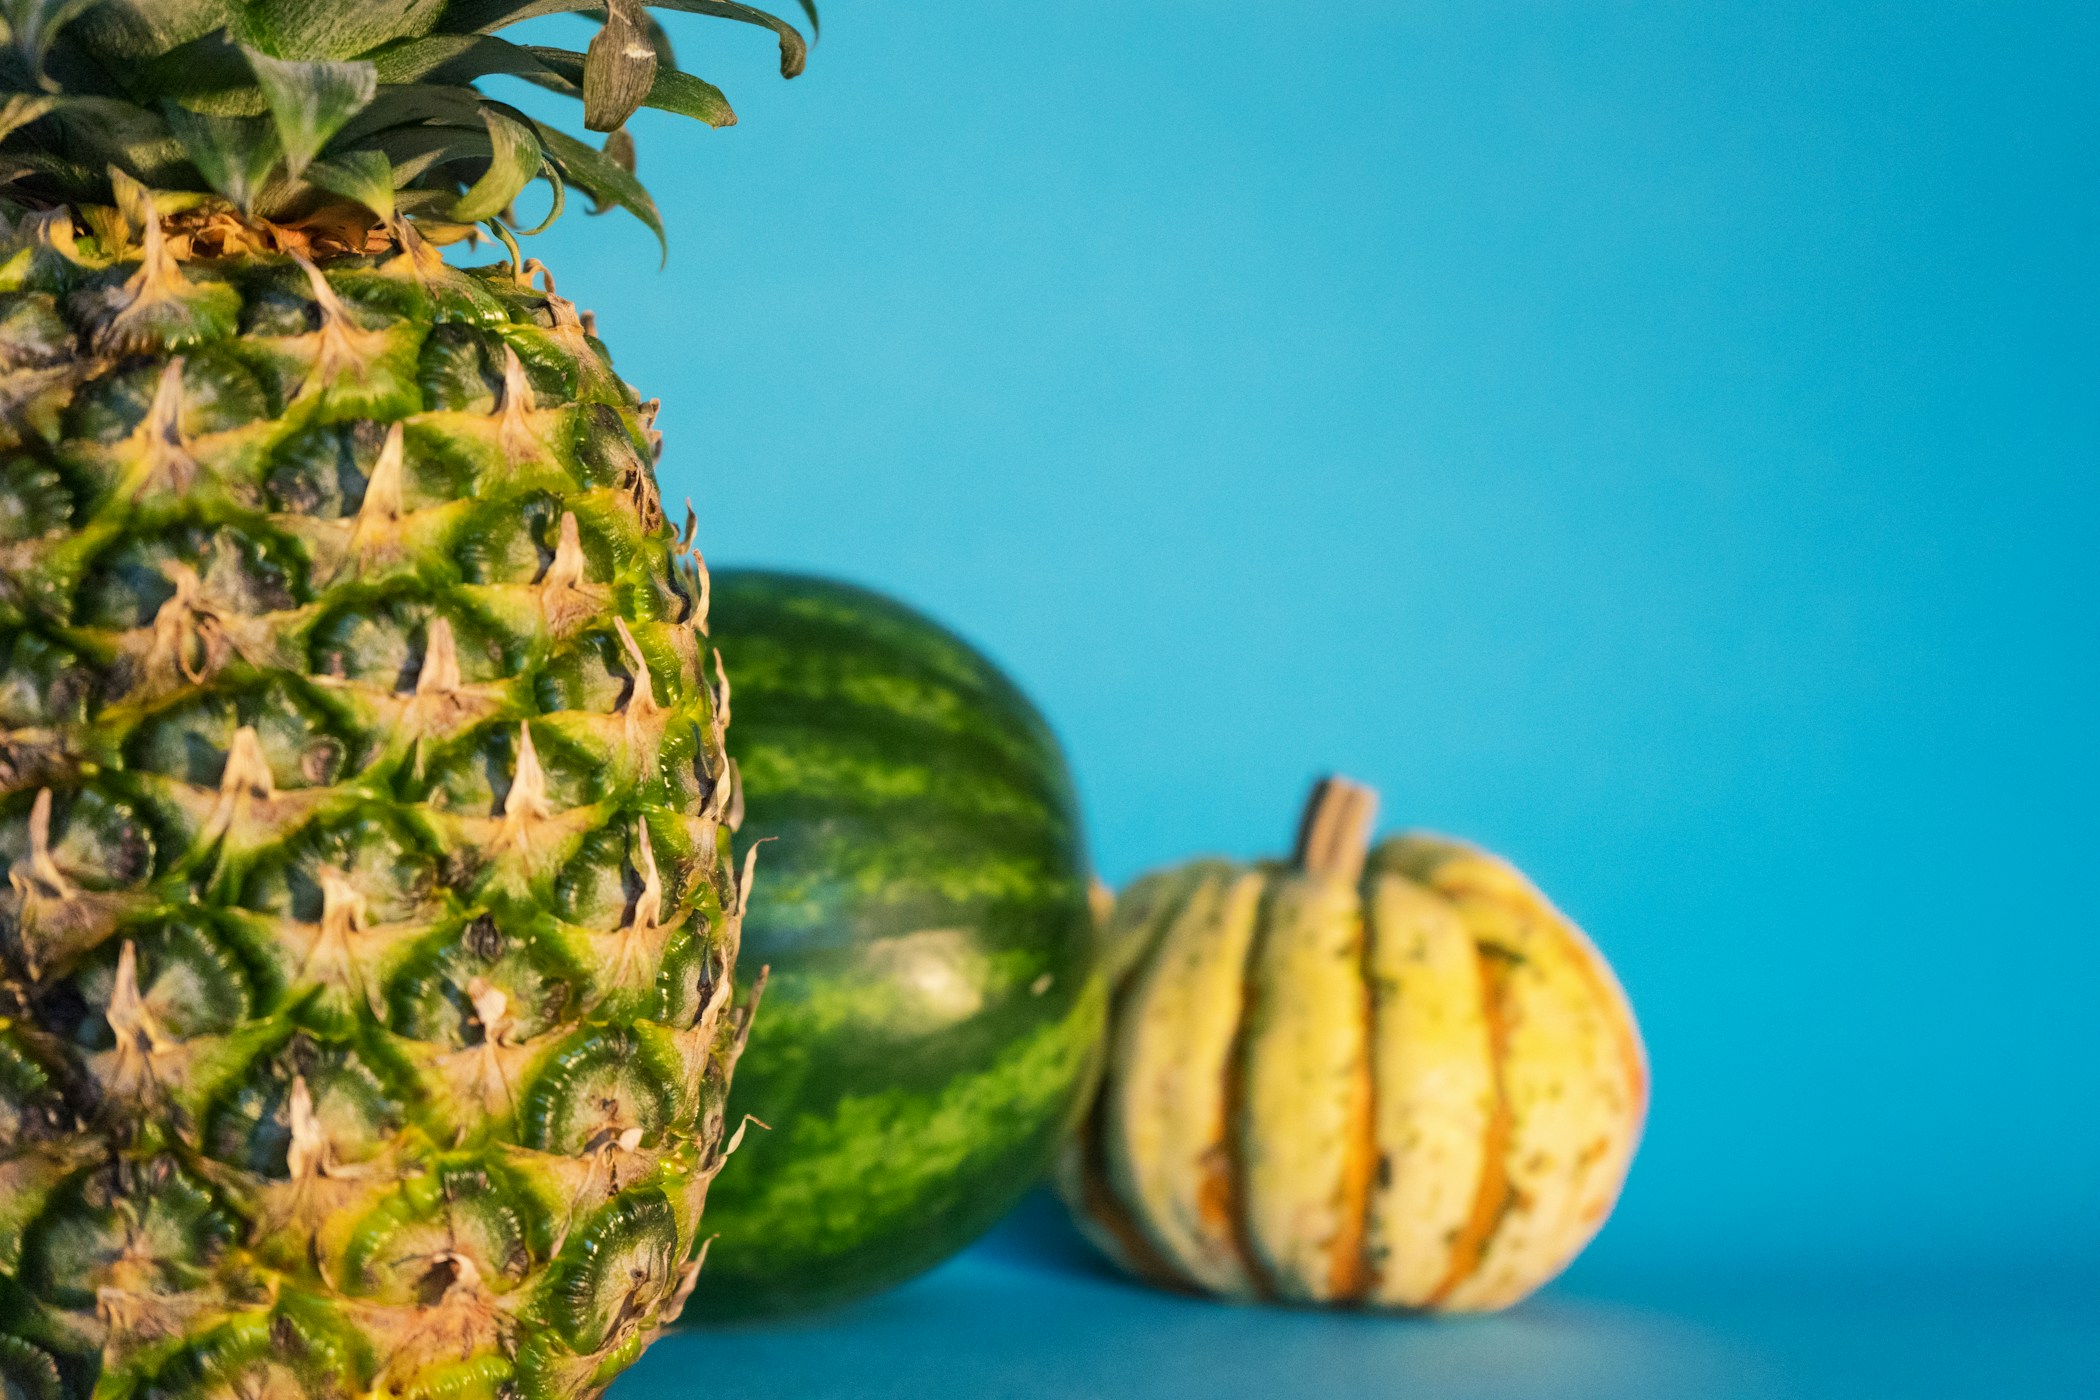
[[639, 1195, 2097, 1399]]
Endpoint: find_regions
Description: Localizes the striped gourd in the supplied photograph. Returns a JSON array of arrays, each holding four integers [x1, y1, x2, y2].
[[1061, 776, 1646, 1311]]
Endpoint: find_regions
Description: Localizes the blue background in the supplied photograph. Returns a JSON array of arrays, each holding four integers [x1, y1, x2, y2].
[[500, 2, 2096, 1393]]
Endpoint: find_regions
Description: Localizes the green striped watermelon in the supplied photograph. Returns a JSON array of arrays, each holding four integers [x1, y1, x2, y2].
[[685, 571, 1104, 1318]]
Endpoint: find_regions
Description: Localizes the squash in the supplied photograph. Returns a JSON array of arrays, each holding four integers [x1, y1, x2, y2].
[[1059, 776, 1646, 1310]]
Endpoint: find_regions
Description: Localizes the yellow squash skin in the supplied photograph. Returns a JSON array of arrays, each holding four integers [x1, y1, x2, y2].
[[1059, 778, 1647, 1312], [1361, 870, 1494, 1307], [1103, 866, 1265, 1294]]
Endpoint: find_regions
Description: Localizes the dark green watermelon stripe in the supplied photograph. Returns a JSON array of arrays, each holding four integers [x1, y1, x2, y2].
[[726, 635, 1051, 739], [725, 655, 1066, 798], [752, 851, 1077, 917], [734, 731, 1069, 828]]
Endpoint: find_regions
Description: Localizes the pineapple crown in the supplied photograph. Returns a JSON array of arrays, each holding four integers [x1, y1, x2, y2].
[[0, 0, 814, 252]]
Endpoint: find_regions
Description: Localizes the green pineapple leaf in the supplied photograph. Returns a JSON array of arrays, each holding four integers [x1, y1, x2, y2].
[[50, 94, 178, 187], [2, 0, 102, 84], [620, 64, 736, 127], [305, 146, 392, 218], [652, 1, 807, 78], [131, 38, 253, 108], [0, 92, 55, 141], [229, 0, 450, 62], [529, 114, 660, 247], [337, 81, 484, 144], [240, 45, 376, 177], [362, 33, 556, 86], [160, 101, 280, 210], [451, 101, 536, 221]]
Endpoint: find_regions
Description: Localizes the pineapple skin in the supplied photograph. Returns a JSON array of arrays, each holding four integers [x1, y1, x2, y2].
[[0, 221, 752, 1400]]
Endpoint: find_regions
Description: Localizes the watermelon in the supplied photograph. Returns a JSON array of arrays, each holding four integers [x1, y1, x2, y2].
[[685, 570, 1105, 1318]]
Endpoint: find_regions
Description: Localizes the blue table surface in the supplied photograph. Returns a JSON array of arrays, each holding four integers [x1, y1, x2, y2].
[[629, 1197, 2097, 1400]]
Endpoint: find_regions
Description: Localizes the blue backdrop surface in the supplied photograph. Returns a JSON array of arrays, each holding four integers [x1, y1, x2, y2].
[[626, 1196, 2097, 1398], [496, 0, 2095, 1387]]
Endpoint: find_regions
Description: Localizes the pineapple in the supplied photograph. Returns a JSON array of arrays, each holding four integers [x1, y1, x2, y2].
[[0, 2, 812, 1397]]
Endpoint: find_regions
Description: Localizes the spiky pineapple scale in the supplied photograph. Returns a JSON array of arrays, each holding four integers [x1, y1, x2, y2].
[[0, 216, 751, 1400]]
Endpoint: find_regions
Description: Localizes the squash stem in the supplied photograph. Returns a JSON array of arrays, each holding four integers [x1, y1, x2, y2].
[[1291, 775, 1379, 883]]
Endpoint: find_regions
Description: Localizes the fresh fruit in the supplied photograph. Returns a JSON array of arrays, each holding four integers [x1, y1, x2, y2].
[[1060, 776, 1646, 1311], [0, 4, 813, 1398], [683, 570, 1103, 1318]]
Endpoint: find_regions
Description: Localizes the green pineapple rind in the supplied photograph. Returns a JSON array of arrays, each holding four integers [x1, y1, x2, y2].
[[0, 224, 754, 1400]]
